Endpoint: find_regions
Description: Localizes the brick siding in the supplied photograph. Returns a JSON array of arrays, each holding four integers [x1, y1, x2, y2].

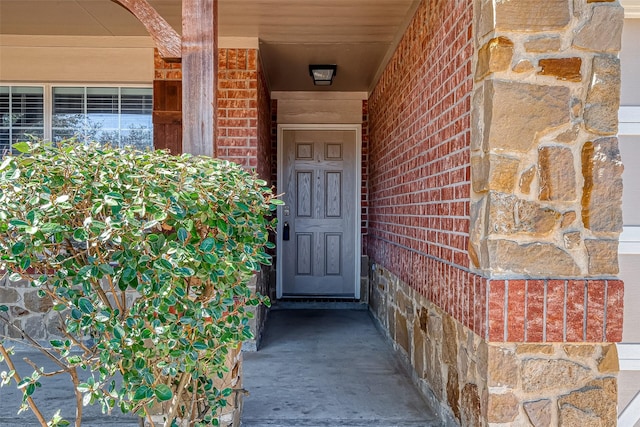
[[367, 0, 473, 319], [368, 0, 472, 272]]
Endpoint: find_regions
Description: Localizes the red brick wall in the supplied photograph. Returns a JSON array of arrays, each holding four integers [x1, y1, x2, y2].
[[367, 0, 473, 288], [217, 49, 260, 168]]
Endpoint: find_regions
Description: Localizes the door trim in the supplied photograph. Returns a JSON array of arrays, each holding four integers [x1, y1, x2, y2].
[[276, 124, 362, 299]]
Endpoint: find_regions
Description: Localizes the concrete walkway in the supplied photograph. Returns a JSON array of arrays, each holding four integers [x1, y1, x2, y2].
[[0, 349, 140, 426], [241, 308, 440, 427]]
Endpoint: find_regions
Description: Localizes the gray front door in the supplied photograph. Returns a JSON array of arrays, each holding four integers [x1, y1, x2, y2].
[[279, 128, 358, 297]]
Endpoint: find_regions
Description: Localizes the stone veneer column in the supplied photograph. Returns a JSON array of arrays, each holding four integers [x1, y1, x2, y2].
[[470, 0, 624, 425]]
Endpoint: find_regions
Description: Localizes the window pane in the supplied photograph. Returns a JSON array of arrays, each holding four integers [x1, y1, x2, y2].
[[11, 87, 44, 128], [53, 87, 84, 114], [122, 128, 152, 150], [53, 87, 84, 141], [121, 87, 152, 114], [0, 87, 9, 129], [0, 129, 9, 155], [0, 86, 44, 153], [52, 128, 79, 142], [50, 86, 152, 147]]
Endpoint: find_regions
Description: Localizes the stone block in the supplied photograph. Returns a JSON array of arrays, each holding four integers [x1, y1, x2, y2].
[[460, 383, 482, 427], [563, 232, 582, 249], [513, 60, 535, 73], [473, 154, 522, 193], [10, 305, 28, 317], [573, 5, 623, 52], [487, 392, 519, 423], [525, 36, 562, 52], [597, 344, 619, 373], [428, 311, 443, 343], [585, 240, 619, 275], [538, 57, 582, 82], [418, 307, 428, 332], [519, 166, 536, 194], [471, 86, 485, 152], [447, 369, 461, 421], [8, 320, 22, 339], [522, 358, 591, 393], [426, 343, 444, 401], [475, 0, 494, 38], [556, 125, 580, 143], [495, 0, 571, 31], [485, 80, 570, 153], [477, 341, 489, 380], [23, 290, 53, 313], [558, 378, 617, 425], [0, 287, 19, 304], [395, 309, 409, 354], [524, 399, 552, 427], [562, 211, 577, 227], [471, 155, 489, 193], [442, 314, 458, 365], [488, 193, 560, 236], [46, 314, 64, 338], [487, 240, 580, 277], [388, 305, 395, 338], [538, 146, 576, 201], [584, 55, 621, 135], [489, 155, 520, 193], [581, 137, 623, 233], [22, 315, 50, 339], [515, 344, 555, 355], [487, 345, 518, 387], [563, 344, 595, 359], [476, 37, 514, 81], [396, 288, 412, 316], [413, 317, 425, 377]]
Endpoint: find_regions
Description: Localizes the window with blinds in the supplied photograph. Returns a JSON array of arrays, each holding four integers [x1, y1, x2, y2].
[[52, 86, 153, 149], [0, 86, 44, 155]]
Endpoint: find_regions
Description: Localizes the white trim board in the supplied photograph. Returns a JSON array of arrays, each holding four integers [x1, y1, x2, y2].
[[620, 226, 640, 254], [618, 343, 640, 426], [619, 106, 640, 136], [619, 391, 640, 427], [618, 343, 640, 371]]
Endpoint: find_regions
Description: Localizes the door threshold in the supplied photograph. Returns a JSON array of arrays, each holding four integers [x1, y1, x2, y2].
[[272, 299, 368, 310]]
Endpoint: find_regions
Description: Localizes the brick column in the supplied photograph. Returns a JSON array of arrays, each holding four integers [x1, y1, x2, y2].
[[470, 1, 624, 425]]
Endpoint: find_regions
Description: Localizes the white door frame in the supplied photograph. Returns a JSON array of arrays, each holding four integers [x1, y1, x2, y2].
[[276, 123, 362, 299]]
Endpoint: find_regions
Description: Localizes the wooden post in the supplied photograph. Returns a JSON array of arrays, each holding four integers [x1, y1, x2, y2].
[[182, 0, 218, 157]]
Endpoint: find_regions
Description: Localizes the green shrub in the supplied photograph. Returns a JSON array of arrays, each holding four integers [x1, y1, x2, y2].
[[0, 140, 276, 426]]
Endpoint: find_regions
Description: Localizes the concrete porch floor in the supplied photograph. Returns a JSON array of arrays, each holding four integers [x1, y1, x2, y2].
[[241, 308, 441, 427]]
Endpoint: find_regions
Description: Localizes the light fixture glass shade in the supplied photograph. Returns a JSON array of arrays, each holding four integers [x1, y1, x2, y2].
[[309, 64, 337, 86]]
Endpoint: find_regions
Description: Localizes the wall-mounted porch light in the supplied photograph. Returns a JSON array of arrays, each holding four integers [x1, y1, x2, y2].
[[309, 64, 337, 86]]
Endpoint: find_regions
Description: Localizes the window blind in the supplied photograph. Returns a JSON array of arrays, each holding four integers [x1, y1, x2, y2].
[[0, 86, 44, 154], [52, 86, 152, 149]]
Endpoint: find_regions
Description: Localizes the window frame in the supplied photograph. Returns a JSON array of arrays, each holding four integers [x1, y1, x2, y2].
[[0, 82, 153, 147], [619, 105, 640, 254], [0, 84, 47, 151]]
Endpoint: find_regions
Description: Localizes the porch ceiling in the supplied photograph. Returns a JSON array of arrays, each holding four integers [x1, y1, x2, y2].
[[0, 0, 419, 92]]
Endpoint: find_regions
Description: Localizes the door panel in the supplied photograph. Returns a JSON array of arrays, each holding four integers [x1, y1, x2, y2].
[[280, 129, 357, 297]]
